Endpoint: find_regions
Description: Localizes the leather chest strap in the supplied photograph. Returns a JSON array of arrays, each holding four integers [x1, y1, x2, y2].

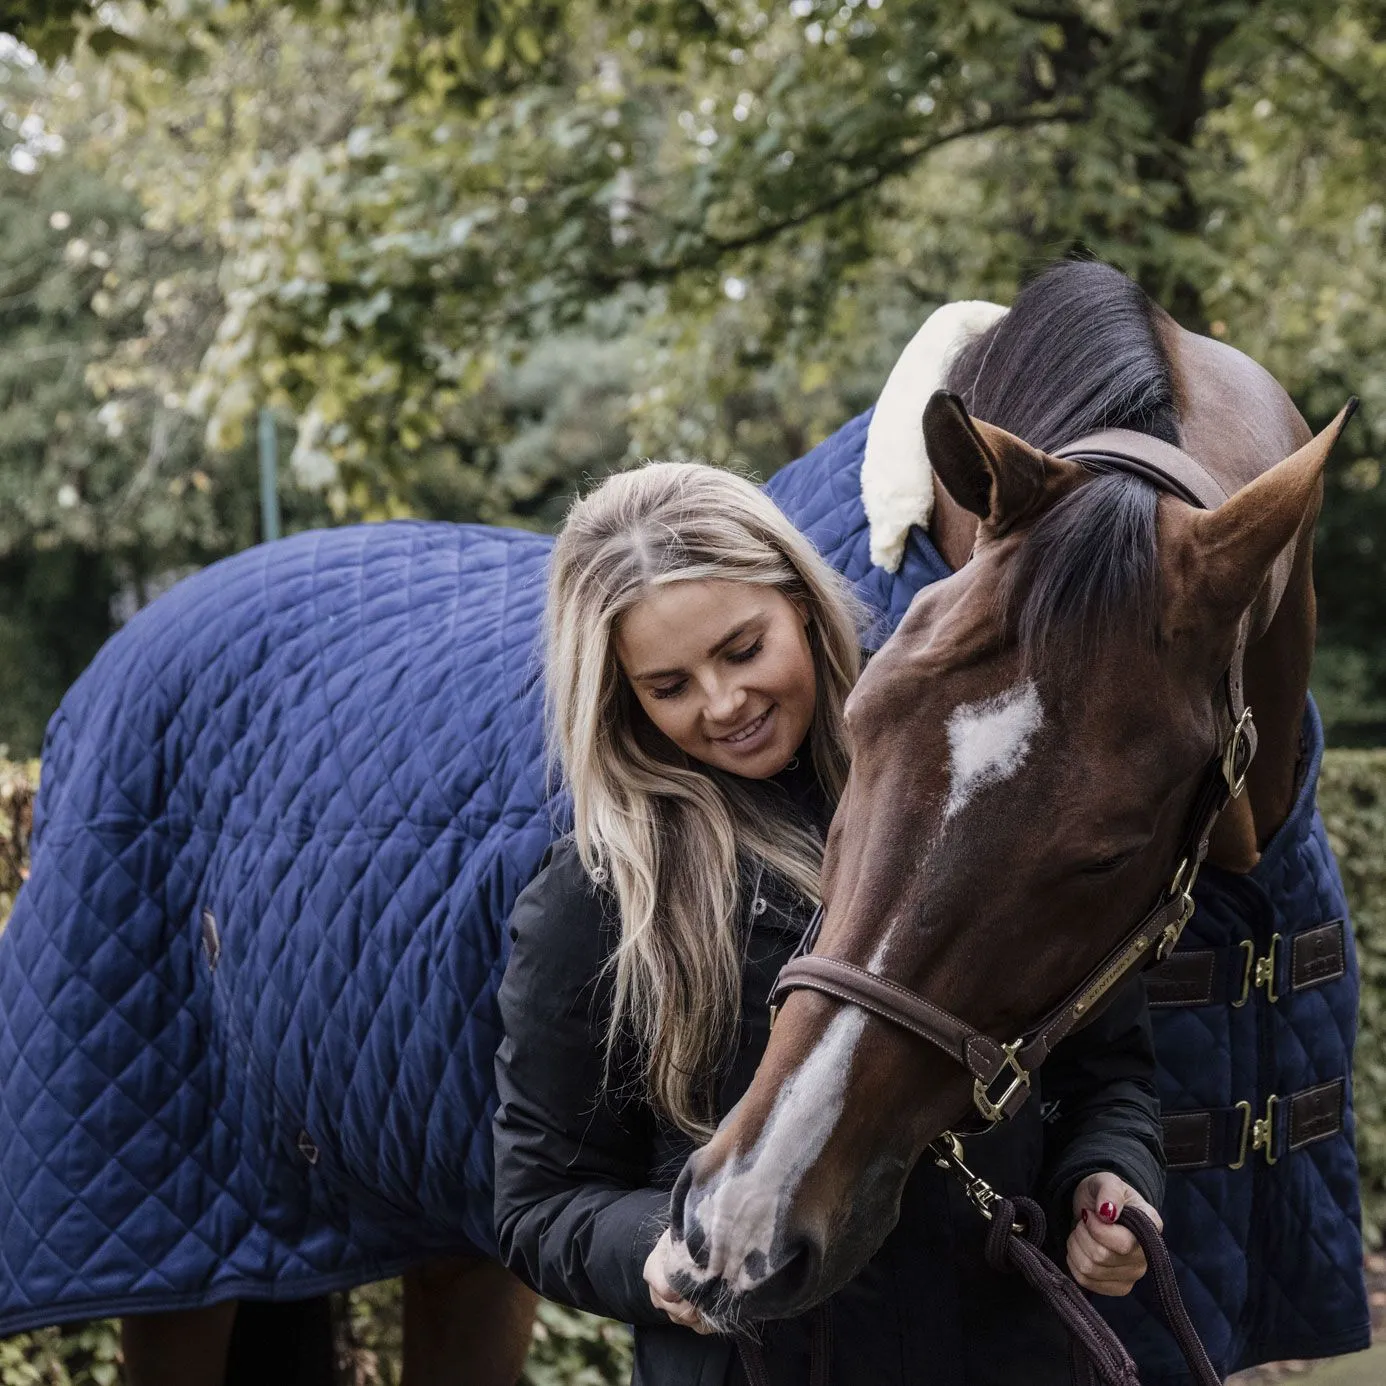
[[1147, 920, 1348, 1008], [1162, 1078, 1346, 1171]]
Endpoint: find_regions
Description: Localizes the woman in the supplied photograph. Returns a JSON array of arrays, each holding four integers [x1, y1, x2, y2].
[[492, 460, 1165, 1385]]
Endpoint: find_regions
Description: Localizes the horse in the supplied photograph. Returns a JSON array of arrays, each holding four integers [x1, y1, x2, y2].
[[664, 264, 1369, 1377], [0, 261, 1368, 1384]]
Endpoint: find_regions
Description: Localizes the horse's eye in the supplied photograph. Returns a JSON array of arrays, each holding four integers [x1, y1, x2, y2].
[[1078, 850, 1136, 877]]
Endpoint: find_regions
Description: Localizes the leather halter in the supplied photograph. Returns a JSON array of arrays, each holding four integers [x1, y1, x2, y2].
[[769, 429, 1260, 1133]]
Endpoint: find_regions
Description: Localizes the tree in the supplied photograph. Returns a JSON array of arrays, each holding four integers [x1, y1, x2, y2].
[[6, 0, 1386, 744]]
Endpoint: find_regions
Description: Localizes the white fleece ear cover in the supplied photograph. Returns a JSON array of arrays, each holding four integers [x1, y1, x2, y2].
[[861, 299, 1009, 571]]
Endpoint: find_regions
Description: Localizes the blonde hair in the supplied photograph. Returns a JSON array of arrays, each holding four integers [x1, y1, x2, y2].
[[544, 461, 868, 1138]]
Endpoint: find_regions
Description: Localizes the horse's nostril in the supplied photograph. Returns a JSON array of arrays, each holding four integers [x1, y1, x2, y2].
[[669, 1162, 694, 1236], [683, 1219, 709, 1270], [763, 1236, 820, 1307], [669, 1162, 712, 1268]]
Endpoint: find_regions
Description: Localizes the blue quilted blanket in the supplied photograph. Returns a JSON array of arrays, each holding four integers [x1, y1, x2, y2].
[[0, 409, 1367, 1383]]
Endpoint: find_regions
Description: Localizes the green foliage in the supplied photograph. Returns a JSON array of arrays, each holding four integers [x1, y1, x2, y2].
[[14, 1, 1380, 678], [3, 0, 1386, 749], [0, 1319, 121, 1386], [0, 757, 36, 928], [523, 1300, 633, 1386], [336, 1280, 632, 1386], [1318, 749, 1386, 1245]]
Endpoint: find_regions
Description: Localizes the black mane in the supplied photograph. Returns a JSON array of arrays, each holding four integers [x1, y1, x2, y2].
[[945, 261, 1173, 657]]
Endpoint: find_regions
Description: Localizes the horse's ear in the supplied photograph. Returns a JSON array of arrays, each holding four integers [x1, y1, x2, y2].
[[1180, 399, 1357, 623], [923, 391, 1083, 535]]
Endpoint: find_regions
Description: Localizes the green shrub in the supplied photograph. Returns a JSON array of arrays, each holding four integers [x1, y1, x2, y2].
[[334, 1290, 633, 1386], [0, 758, 36, 930], [0, 750, 1382, 1378], [1317, 749, 1386, 1244]]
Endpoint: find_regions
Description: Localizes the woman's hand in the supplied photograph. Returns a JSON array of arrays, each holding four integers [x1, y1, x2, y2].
[[644, 1228, 716, 1333], [1066, 1171, 1163, 1296]]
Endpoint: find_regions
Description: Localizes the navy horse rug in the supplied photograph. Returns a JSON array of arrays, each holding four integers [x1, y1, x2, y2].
[[0, 304, 1368, 1383], [0, 406, 937, 1328]]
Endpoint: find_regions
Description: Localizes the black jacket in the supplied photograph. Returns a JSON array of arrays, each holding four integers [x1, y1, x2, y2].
[[493, 829, 1164, 1386]]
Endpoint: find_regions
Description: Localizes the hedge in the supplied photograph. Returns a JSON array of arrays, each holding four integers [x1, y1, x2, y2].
[[0, 753, 1383, 1382], [1316, 750, 1386, 1242]]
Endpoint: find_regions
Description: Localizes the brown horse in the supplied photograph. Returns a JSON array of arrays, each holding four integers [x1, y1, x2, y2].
[[662, 264, 1355, 1322]]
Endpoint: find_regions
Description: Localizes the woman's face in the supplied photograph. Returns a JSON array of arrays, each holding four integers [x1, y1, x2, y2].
[[616, 579, 817, 779]]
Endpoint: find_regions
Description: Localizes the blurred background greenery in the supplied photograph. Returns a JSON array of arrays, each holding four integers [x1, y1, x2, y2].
[[0, 0, 1383, 759]]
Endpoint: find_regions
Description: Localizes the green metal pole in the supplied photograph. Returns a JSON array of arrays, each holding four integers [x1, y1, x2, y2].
[[258, 408, 281, 543]]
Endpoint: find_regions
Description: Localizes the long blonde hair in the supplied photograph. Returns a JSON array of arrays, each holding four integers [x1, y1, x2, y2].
[[544, 461, 868, 1138]]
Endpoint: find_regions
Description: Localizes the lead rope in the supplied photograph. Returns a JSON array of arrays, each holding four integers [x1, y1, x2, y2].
[[732, 1196, 1217, 1386], [981, 1195, 1139, 1386], [1071, 1207, 1221, 1386], [736, 1305, 831, 1386]]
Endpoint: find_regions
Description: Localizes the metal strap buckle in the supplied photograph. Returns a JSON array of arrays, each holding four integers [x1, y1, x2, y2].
[[1234, 940, 1255, 1007], [1254, 933, 1281, 1004], [973, 1040, 1030, 1124], [1230, 1093, 1281, 1169], [1253, 1094, 1281, 1166], [1222, 707, 1256, 798]]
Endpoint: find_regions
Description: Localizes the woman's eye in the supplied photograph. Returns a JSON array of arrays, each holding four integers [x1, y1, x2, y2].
[[650, 681, 686, 701], [728, 638, 763, 664]]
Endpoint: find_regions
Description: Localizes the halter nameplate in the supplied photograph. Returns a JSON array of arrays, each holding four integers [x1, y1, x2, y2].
[[770, 431, 1258, 1131]]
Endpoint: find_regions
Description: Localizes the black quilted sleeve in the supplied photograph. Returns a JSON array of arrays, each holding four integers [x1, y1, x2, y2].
[[492, 839, 671, 1325], [1037, 976, 1166, 1243]]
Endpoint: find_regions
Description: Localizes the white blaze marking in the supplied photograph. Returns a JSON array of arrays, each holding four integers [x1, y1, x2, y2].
[[683, 1005, 867, 1290], [861, 300, 1008, 572], [677, 939, 890, 1291], [944, 681, 1043, 820]]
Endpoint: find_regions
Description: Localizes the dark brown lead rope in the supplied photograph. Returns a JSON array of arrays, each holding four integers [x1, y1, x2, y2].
[[736, 1303, 831, 1386], [1085, 1207, 1220, 1386], [734, 1202, 1216, 1386]]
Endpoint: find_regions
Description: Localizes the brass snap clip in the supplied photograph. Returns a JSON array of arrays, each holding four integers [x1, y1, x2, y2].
[[1254, 934, 1281, 1004], [1234, 940, 1255, 1008], [929, 1132, 1025, 1232], [1252, 1094, 1281, 1166]]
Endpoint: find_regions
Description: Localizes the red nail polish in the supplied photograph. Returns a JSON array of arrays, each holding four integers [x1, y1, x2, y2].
[[1099, 1201, 1118, 1224]]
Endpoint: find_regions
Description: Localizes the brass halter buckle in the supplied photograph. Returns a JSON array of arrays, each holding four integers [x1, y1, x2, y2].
[[973, 1040, 1031, 1124], [1222, 706, 1256, 798]]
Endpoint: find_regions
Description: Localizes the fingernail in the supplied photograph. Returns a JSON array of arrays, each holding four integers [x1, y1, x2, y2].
[[1099, 1201, 1118, 1224]]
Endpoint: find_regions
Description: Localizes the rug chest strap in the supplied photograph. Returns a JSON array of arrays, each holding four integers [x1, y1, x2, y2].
[[1162, 1077, 1346, 1171]]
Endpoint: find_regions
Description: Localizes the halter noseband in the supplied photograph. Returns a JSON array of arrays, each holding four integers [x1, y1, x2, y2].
[[769, 429, 1259, 1134]]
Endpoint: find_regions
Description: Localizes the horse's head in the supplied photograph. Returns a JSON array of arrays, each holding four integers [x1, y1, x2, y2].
[[665, 389, 1353, 1323]]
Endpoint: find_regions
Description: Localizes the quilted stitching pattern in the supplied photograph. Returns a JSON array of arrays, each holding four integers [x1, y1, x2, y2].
[[0, 522, 557, 1326], [0, 406, 1369, 1383]]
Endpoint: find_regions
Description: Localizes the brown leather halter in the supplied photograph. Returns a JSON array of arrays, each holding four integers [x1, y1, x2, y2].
[[769, 428, 1259, 1136]]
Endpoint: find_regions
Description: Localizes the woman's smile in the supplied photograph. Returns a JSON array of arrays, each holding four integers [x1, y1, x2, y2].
[[712, 704, 776, 752]]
